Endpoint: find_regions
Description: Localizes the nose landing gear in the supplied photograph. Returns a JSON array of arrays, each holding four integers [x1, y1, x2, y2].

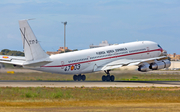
[[102, 70, 115, 82], [73, 74, 86, 81]]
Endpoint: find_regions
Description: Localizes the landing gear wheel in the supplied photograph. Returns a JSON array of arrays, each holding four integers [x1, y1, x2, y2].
[[78, 74, 82, 81], [106, 75, 110, 81], [73, 75, 78, 81], [110, 75, 115, 81], [81, 75, 86, 81], [102, 70, 115, 82], [102, 75, 106, 81]]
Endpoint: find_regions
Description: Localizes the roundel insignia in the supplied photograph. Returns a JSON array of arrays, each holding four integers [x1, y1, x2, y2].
[[71, 65, 74, 71], [2, 56, 9, 59]]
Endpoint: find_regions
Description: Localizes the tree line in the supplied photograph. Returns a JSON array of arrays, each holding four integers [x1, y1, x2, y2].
[[0, 49, 24, 56]]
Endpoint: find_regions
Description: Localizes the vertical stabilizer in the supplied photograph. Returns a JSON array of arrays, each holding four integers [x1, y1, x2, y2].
[[19, 20, 49, 61]]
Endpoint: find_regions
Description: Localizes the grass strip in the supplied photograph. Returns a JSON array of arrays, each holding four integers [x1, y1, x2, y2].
[[1, 103, 180, 112], [1, 72, 180, 81], [0, 87, 180, 103]]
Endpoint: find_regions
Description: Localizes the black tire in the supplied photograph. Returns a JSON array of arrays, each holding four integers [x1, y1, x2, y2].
[[73, 75, 77, 81], [106, 75, 110, 81], [102, 75, 106, 81], [78, 74, 82, 81], [81, 75, 86, 81], [110, 75, 115, 82]]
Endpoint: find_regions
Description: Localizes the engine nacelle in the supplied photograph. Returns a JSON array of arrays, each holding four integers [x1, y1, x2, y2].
[[138, 64, 149, 72], [149, 62, 164, 70], [149, 60, 171, 70], [13, 64, 23, 68], [163, 59, 171, 68]]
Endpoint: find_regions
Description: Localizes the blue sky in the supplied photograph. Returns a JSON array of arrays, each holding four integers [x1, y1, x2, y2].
[[0, 0, 180, 54]]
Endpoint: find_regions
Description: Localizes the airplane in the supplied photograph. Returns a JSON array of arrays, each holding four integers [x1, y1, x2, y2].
[[0, 20, 171, 82]]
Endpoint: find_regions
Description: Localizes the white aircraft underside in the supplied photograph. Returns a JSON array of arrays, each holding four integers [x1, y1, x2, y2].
[[0, 20, 171, 81]]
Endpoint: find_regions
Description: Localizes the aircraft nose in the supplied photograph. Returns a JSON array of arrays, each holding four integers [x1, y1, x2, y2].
[[160, 49, 167, 56]]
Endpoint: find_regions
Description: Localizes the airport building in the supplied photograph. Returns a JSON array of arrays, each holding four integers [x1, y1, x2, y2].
[[167, 53, 180, 61], [89, 40, 111, 48], [46, 47, 72, 55]]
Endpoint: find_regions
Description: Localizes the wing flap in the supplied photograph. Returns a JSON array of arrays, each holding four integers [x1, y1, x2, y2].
[[102, 65, 122, 71], [127, 62, 141, 66]]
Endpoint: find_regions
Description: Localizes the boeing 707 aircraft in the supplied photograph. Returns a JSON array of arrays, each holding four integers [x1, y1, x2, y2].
[[0, 20, 171, 81]]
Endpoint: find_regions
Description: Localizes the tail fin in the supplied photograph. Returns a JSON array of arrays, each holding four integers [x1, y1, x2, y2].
[[19, 20, 49, 61]]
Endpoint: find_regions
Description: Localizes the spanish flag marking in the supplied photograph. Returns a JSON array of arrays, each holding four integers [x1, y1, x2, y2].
[[2, 56, 9, 59], [71, 65, 74, 71]]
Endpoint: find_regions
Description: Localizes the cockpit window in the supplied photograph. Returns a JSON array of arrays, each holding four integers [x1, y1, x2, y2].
[[158, 44, 162, 48]]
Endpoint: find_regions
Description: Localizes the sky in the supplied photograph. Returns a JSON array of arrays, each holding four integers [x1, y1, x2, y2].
[[0, 0, 180, 54]]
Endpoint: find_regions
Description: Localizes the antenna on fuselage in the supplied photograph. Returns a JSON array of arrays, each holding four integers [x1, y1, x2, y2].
[[27, 18, 36, 21]]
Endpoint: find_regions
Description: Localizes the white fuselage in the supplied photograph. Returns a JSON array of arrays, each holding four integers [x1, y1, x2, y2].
[[33, 41, 162, 74]]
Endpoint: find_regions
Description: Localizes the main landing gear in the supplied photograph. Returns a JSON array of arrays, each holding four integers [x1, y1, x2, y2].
[[102, 70, 115, 82], [73, 74, 86, 81]]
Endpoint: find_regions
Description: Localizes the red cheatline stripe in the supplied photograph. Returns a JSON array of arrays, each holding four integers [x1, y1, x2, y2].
[[42, 48, 161, 68]]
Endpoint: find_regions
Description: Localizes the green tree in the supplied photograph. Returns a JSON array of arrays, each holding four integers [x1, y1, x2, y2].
[[0, 49, 24, 56], [1, 49, 10, 55]]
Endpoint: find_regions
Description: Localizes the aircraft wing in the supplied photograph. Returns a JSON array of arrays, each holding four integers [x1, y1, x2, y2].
[[94, 56, 168, 71], [0, 55, 26, 66], [0, 55, 52, 67]]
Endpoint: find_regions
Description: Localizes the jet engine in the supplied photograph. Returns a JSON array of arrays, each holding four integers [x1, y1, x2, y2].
[[138, 64, 150, 72], [149, 60, 171, 70]]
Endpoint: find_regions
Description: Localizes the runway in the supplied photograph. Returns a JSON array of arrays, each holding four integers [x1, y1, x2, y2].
[[0, 81, 180, 87]]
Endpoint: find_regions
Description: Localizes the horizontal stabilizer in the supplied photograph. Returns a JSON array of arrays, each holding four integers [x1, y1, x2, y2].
[[0, 55, 52, 67], [0, 60, 24, 66], [0, 55, 25, 66], [23, 58, 52, 67]]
